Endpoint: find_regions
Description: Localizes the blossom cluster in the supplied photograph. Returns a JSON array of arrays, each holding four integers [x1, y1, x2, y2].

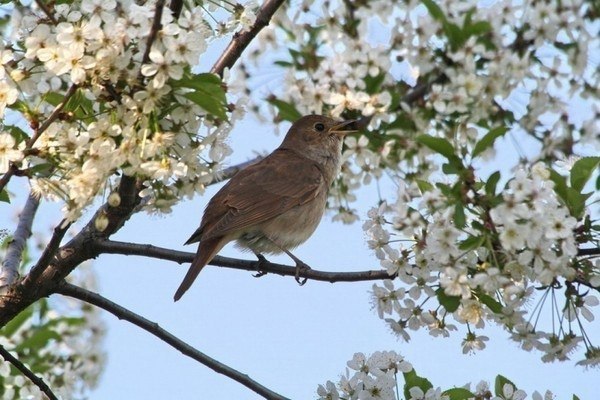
[[0, 264, 105, 399], [364, 162, 599, 365], [243, 0, 598, 221], [317, 351, 412, 400], [317, 351, 555, 400], [0, 0, 260, 220]]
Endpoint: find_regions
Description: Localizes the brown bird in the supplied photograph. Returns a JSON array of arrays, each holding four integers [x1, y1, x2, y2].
[[174, 115, 357, 301]]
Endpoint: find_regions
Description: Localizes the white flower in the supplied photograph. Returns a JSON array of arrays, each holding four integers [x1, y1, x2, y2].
[[141, 48, 183, 88], [545, 212, 577, 239], [317, 381, 340, 400], [461, 332, 489, 354], [440, 268, 471, 299], [0, 81, 18, 118], [497, 383, 526, 400], [0, 133, 22, 173]]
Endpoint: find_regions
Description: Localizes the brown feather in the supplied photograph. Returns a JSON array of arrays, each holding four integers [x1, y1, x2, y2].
[[201, 149, 324, 241], [173, 237, 227, 301]]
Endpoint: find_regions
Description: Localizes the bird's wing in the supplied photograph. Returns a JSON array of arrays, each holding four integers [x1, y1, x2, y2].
[[186, 149, 326, 244]]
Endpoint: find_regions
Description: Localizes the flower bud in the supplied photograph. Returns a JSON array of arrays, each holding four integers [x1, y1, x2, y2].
[[94, 214, 109, 232], [107, 192, 121, 207]]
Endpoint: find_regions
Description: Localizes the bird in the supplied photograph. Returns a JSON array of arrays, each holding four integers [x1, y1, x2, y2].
[[173, 115, 357, 301]]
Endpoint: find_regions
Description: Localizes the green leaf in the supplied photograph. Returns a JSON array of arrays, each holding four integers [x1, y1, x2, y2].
[[464, 20, 492, 37], [2, 306, 34, 337], [365, 73, 386, 95], [567, 189, 591, 219], [549, 170, 568, 204], [454, 203, 466, 228], [176, 73, 228, 120], [421, 0, 445, 21], [485, 171, 501, 196], [267, 98, 302, 122], [459, 235, 484, 251], [27, 163, 54, 177], [8, 100, 32, 115], [472, 126, 508, 158], [479, 293, 503, 314], [42, 92, 65, 107], [416, 179, 434, 192], [443, 388, 475, 400], [15, 326, 60, 351], [183, 91, 227, 120], [550, 169, 590, 217], [416, 135, 458, 161], [7, 126, 30, 143], [403, 369, 433, 400], [193, 72, 222, 85], [0, 189, 9, 203], [273, 60, 294, 67], [442, 162, 461, 175], [495, 375, 517, 398], [573, 395, 581, 400], [436, 288, 461, 312], [443, 21, 465, 49], [570, 157, 600, 192]]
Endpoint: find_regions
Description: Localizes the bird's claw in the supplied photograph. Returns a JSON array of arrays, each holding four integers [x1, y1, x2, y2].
[[294, 261, 311, 285], [252, 254, 269, 278]]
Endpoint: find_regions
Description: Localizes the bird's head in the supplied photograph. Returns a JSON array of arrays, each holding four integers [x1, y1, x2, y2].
[[280, 115, 358, 157]]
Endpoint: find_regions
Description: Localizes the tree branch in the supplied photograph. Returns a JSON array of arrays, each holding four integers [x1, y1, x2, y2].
[[56, 282, 290, 400], [0, 344, 58, 400], [0, 153, 262, 326], [94, 239, 392, 283], [211, 0, 286, 77], [21, 219, 71, 289], [33, 0, 57, 24], [578, 247, 600, 257], [141, 0, 166, 67], [0, 193, 40, 290], [0, 176, 143, 327]]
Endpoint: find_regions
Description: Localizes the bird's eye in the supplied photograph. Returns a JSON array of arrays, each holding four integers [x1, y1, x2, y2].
[[314, 123, 325, 132]]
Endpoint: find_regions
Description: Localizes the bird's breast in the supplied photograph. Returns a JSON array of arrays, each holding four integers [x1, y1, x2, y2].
[[235, 190, 328, 254]]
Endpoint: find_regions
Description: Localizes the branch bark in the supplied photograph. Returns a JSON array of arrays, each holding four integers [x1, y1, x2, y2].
[[56, 282, 290, 400], [0, 154, 266, 326], [211, 0, 286, 77], [0, 176, 143, 327], [94, 239, 393, 283], [0, 344, 59, 400], [0, 193, 40, 290]]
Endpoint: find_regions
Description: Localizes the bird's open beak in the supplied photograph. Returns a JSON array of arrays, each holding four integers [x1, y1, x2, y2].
[[329, 120, 358, 137]]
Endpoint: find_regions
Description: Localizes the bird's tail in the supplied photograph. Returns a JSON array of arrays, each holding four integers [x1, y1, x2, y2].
[[174, 238, 224, 301]]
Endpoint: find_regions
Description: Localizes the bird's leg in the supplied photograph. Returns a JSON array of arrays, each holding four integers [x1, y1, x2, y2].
[[260, 237, 311, 285], [252, 252, 269, 278], [281, 249, 311, 285]]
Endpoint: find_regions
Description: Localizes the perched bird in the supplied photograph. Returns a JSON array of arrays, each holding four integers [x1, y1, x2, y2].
[[174, 115, 357, 301]]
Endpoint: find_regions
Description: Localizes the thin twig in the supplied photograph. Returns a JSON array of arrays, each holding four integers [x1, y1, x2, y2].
[[578, 248, 600, 257], [21, 220, 71, 288], [56, 282, 290, 400], [0, 193, 40, 290], [0, 344, 59, 400], [32, 84, 78, 145], [141, 0, 166, 67], [211, 0, 286, 77], [33, 0, 57, 24], [94, 239, 393, 283]]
